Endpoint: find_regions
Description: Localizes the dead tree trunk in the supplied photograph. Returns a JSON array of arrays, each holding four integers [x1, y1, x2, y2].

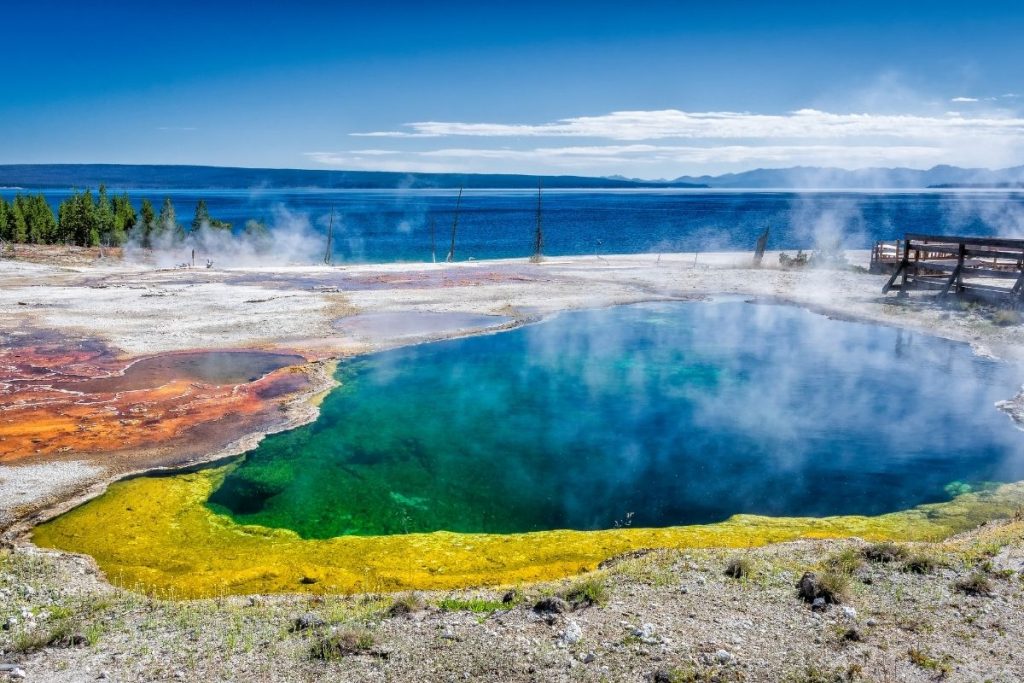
[[446, 187, 462, 263], [753, 227, 770, 266], [324, 206, 335, 265], [530, 180, 544, 263], [429, 217, 436, 263]]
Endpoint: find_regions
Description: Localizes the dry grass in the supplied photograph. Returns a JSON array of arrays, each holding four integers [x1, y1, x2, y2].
[[724, 555, 754, 579], [954, 572, 994, 597], [861, 542, 909, 564]]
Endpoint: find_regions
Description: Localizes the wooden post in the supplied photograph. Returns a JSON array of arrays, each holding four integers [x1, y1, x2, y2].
[[939, 243, 966, 298], [898, 238, 912, 295], [882, 239, 911, 294]]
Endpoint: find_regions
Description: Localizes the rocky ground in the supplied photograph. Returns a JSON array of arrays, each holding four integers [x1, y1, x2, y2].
[[3, 246, 1024, 681], [2, 518, 1023, 682]]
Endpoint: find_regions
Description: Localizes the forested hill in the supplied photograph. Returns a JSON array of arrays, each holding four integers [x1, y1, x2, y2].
[[0, 164, 706, 190]]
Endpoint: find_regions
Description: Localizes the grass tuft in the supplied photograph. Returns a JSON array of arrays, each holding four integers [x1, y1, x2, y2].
[[861, 542, 909, 564], [654, 665, 745, 682], [798, 570, 850, 605], [955, 572, 993, 597], [309, 627, 380, 661], [723, 555, 753, 580], [902, 553, 938, 574], [783, 663, 863, 682], [437, 596, 511, 614], [563, 577, 608, 608], [385, 592, 425, 617], [908, 647, 952, 676], [992, 309, 1022, 326], [825, 548, 864, 575]]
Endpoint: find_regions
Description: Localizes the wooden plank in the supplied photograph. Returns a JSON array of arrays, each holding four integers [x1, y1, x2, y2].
[[959, 267, 1023, 279], [882, 259, 906, 293], [905, 243, 1024, 261], [906, 261, 1020, 278], [939, 245, 965, 298], [906, 233, 1024, 250], [964, 248, 1024, 261]]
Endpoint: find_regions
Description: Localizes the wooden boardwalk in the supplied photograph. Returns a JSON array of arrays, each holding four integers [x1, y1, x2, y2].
[[879, 233, 1024, 305]]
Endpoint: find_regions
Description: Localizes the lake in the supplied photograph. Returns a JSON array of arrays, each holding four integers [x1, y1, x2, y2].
[[4, 188, 1024, 262]]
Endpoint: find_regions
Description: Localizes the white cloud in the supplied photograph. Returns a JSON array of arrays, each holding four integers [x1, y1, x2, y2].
[[420, 144, 944, 166], [321, 106, 1024, 176], [353, 108, 1024, 142], [950, 97, 979, 103]]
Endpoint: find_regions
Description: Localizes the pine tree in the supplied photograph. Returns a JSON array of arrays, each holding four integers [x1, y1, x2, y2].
[[29, 195, 56, 243], [192, 199, 211, 232], [0, 198, 11, 242], [96, 184, 115, 245], [9, 196, 28, 243], [111, 193, 136, 245], [155, 196, 183, 242], [57, 189, 100, 247], [139, 198, 156, 247], [192, 198, 230, 232]]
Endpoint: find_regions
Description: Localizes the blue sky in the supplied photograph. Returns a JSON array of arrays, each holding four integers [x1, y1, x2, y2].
[[3, 1, 1023, 177]]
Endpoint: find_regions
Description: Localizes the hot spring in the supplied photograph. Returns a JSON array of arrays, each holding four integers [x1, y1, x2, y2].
[[33, 300, 1024, 596]]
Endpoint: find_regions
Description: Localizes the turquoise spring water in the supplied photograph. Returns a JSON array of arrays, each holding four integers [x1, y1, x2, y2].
[[207, 301, 1024, 537]]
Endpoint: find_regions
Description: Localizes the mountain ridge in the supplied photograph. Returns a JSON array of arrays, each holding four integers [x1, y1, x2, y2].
[[2, 163, 1024, 190]]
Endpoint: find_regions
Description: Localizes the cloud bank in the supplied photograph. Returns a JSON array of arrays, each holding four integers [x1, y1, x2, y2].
[[307, 106, 1024, 177]]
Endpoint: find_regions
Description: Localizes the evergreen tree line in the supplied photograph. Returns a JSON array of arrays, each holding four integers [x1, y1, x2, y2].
[[0, 189, 234, 248]]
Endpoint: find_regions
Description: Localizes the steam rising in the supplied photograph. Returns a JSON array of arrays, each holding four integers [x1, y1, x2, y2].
[[125, 205, 327, 268]]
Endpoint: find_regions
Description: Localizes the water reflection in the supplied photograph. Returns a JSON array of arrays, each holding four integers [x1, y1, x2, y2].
[[207, 301, 1024, 537]]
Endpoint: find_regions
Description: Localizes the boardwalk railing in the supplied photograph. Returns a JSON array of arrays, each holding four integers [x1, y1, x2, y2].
[[881, 233, 1024, 304]]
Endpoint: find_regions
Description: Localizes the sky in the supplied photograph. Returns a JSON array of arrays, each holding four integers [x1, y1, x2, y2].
[[2, 1, 1024, 178]]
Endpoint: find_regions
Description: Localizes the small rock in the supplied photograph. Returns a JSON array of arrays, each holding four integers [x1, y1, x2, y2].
[[559, 620, 583, 646], [797, 572, 821, 603], [9, 668, 27, 681], [651, 669, 675, 683], [715, 649, 733, 665], [866, 618, 878, 627], [811, 597, 827, 612], [290, 613, 325, 632], [843, 627, 863, 642], [841, 606, 857, 621], [97, 672, 110, 680], [534, 597, 569, 614], [678, 585, 688, 594], [502, 589, 521, 605], [634, 623, 659, 644], [581, 651, 596, 664]]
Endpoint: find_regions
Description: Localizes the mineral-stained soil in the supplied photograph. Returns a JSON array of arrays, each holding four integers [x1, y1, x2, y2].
[[0, 333, 309, 464], [0, 326, 328, 533]]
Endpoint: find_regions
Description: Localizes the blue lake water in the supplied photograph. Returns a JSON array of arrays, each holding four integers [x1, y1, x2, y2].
[[4, 187, 1024, 262], [207, 301, 1024, 537]]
